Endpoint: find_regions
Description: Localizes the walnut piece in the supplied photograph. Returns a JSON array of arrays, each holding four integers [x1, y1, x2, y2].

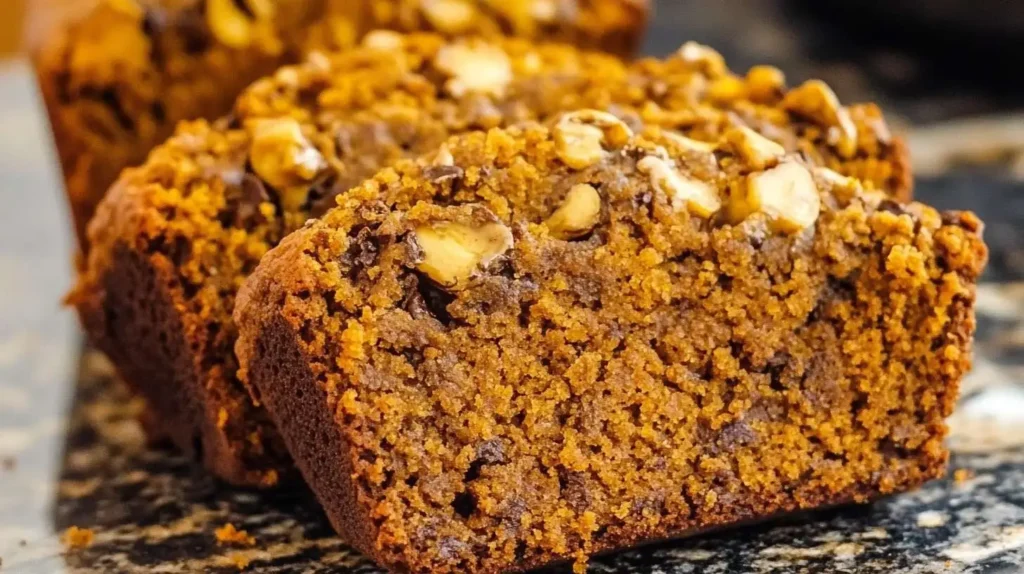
[[662, 131, 718, 154], [725, 126, 785, 170], [206, 0, 273, 48], [744, 161, 821, 233], [435, 43, 513, 98], [637, 155, 721, 218], [414, 221, 514, 289], [545, 184, 602, 239], [250, 118, 326, 210], [421, 0, 478, 33], [676, 42, 727, 78], [362, 30, 405, 51], [553, 110, 634, 170], [745, 65, 786, 102], [782, 80, 857, 158]]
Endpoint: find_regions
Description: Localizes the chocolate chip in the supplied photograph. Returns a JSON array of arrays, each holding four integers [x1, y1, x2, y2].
[[424, 165, 464, 186], [876, 199, 908, 216], [941, 210, 983, 233], [141, 7, 168, 65], [232, 174, 270, 228], [177, 7, 211, 54], [558, 468, 591, 512]]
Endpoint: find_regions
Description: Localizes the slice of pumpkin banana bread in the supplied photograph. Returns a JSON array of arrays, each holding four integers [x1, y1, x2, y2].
[[235, 119, 985, 573], [70, 33, 914, 487], [34, 0, 650, 250]]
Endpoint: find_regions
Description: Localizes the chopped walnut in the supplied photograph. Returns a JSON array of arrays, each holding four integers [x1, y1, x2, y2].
[[676, 42, 727, 78], [724, 126, 785, 170], [206, 0, 272, 48], [662, 131, 718, 154], [553, 110, 634, 170], [531, 0, 558, 22], [707, 76, 747, 103], [414, 221, 514, 289], [782, 80, 857, 158], [362, 30, 405, 51], [421, 0, 479, 34], [745, 65, 786, 102], [433, 144, 455, 167], [545, 184, 602, 239], [637, 155, 721, 218], [434, 43, 513, 98], [743, 161, 821, 233], [249, 118, 326, 211]]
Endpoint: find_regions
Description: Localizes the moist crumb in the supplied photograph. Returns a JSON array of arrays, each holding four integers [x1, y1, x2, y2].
[[233, 120, 985, 573], [953, 468, 975, 484], [215, 524, 255, 547], [72, 32, 914, 489], [63, 526, 95, 549]]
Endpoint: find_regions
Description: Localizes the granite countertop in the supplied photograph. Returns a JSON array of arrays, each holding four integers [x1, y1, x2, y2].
[[1, 1, 1023, 572]]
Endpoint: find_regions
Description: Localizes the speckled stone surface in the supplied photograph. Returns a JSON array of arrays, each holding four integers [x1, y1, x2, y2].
[[2, 1, 1024, 572]]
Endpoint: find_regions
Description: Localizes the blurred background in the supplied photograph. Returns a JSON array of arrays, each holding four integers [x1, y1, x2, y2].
[[0, 1, 1022, 572]]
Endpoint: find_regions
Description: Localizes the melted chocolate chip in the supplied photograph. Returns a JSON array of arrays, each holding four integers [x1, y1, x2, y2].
[[232, 174, 271, 228], [877, 199, 909, 216], [176, 7, 211, 54], [424, 165, 465, 186]]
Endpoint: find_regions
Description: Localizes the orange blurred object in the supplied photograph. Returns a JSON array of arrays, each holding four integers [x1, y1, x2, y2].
[[0, 0, 27, 55], [3, 0, 97, 55]]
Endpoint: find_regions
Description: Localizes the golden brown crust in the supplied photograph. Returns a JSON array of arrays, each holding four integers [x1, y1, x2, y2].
[[34, 0, 651, 249], [73, 34, 919, 487], [235, 121, 985, 573]]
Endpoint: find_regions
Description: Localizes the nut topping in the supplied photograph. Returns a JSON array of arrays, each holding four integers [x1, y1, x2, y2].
[[724, 126, 785, 170], [637, 155, 721, 218], [745, 65, 786, 102], [744, 161, 821, 233], [206, 0, 273, 48], [421, 0, 478, 34], [676, 42, 727, 78], [553, 110, 634, 170], [414, 221, 514, 289], [662, 131, 718, 154], [249, 118, 326, 210], [362, 30, 405, 51], [545, 184, 602, 239], [782, 80, 857, 158], [434, 43, 513, 98]]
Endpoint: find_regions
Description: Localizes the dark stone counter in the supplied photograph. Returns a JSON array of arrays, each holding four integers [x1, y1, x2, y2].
[[1, 1, 1023, 572]]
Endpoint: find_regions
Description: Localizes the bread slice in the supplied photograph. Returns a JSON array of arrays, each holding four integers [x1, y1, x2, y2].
[[234, 119, 985, 572]]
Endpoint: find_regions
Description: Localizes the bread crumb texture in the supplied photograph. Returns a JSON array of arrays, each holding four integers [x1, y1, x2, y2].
[[35, 0, 650, 245], [233, 120, 985, 572]]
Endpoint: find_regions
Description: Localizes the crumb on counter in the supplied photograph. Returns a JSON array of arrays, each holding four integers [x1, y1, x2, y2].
[[215, 523, 255, 547], [916, 510, 948, 528], [63, 526, 95, 549], [953, 468, 975, 484], [1, 456, 15, 471]]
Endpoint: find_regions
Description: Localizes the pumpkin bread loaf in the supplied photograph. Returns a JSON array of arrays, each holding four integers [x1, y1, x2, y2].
[[71, 34, 914, 486], [35, 0, 651, 249], [235, 120, 984, 573]]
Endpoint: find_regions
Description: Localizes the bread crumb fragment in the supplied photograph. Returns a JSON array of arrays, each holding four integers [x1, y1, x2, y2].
[[63, 526, 95, 549], [215, 523, 255, 547], [953, 468, 974, 484]]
